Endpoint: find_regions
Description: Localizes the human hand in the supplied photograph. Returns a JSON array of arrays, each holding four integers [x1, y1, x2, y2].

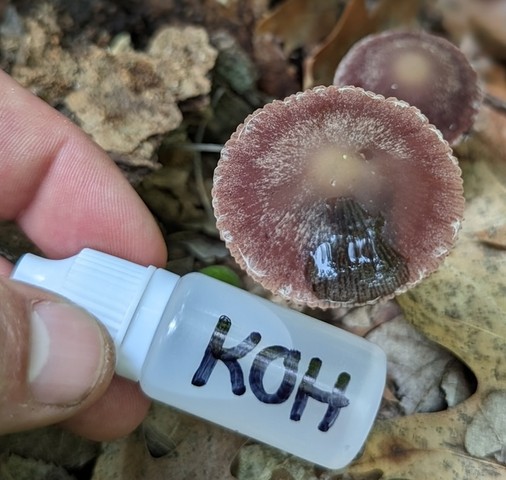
[[0, 70, 167, 440]]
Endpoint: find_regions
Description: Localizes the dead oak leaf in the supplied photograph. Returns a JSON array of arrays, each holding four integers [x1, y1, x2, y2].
[[344, 153, 506, 479]]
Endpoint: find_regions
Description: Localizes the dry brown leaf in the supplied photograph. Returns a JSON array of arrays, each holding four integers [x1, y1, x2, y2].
[[232, 443, 325, 480], [337, 301, 400, 337], [477, 64, 506, 148], [0, 427, 98, 469], [475, 224, 506, 249], [252, 34, 300, 98], [92, 404, 246, 480], [303, 0, 371, 88], [0, 454, 75, 480], [303, 0, 422, 88], [366, 315, 469, 415], [434, 0, 506, 59], [255, 0, 342, 54], [369, 0, 422, 31], [468, 0, 506, 60], [255, 0, 424, 91]]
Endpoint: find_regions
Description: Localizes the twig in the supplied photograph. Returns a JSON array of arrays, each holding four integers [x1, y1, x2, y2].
[[484, 92, 506, 114], [191, 87, 228, 221], [182, 143, 223, 153], [192, 123, 215, 221]]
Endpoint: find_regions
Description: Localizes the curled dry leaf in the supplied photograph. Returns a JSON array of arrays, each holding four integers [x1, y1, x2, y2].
[[255, 0, 342, 55], [255, 0, 425, 91], [366, 315, 472, 415], [303, 0, 423, 88], [303, 0, 371, 89], [253, 0, 341, 97], [337, 300, 401, 337], [475, 224, 506, 249]]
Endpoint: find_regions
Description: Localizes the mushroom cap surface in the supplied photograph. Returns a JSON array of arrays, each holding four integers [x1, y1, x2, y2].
[[334, 31, 482, 144], [213, 86, 464, 308]]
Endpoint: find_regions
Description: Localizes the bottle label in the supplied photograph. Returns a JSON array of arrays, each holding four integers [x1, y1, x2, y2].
[[191, 315, 351, 432]]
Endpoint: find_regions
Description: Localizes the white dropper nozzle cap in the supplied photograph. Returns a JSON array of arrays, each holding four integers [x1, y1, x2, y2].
[[12, 248, 180, 381]]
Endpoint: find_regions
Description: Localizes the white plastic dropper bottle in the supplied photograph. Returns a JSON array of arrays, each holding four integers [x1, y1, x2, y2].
[[12, 248, 386, 469]]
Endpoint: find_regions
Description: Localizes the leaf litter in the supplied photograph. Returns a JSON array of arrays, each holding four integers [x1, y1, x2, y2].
[[1, 0, 506, 479]]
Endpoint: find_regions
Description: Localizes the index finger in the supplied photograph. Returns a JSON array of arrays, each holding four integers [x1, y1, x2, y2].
[[0, 70, 167, 266]]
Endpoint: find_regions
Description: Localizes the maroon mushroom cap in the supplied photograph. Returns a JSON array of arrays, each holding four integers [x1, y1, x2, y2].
[[213, 86, 464, 308], [334, 31, 482, 144]]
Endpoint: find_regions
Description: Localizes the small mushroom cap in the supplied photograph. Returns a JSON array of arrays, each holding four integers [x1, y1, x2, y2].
[[213, 86, 464, 308], [334, 31, 482, 144]]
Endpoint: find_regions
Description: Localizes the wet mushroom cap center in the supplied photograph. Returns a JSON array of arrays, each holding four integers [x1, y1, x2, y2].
[[213, 86, 464, 307], [310, 147, 383, 202], [391, 50, 431, 88]]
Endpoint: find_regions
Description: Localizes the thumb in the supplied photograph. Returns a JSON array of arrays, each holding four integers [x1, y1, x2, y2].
[[0, 277, 115, 434]]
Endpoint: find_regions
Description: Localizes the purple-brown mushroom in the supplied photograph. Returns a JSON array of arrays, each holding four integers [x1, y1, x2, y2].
[[333, 31, 482, 145], [213, 86, 464, 308]]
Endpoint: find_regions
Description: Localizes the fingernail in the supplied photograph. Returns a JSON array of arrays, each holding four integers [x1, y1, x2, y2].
[[28, 301, 112, 406]]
